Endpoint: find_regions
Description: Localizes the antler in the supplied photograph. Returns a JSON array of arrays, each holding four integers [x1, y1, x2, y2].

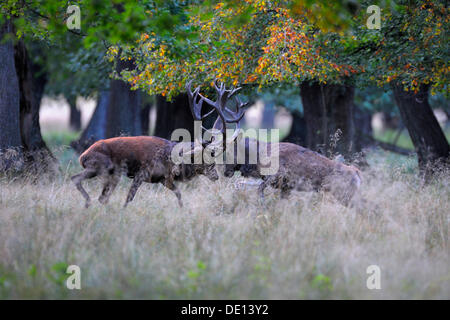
[[186, 79, 249, 155], [207, 79, 248, 124], [185, 80, 216, 122], [185, 81, 218, 150]]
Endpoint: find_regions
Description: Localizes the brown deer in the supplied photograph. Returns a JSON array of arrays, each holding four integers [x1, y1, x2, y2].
[[71, 80, 248, 208], [186, 79, 361, 206], [71, 136, 218, 208], [223, 138, 362, 207]]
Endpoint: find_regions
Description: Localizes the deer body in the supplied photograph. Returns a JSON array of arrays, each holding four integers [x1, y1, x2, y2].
[[185, 80, 361, 206], [71, 136, 218, 208], [225, 138, 362, 206]]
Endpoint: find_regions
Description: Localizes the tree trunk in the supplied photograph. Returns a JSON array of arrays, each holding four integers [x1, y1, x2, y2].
[[140, 102, 151, 135], [154, 94, 195, 141], [393, 84, 449, 177], [353, 104, 373, 152], [14, 40, 54, 172], [300, 81, 356, 158], [68, 95, 81, 131], [71, 57, 144, 154], [327, 84, 355, 157], [71, 90, 109, 153], [0, 20, 23, 171], [300, 81, 326, 153], [283, 109, 306, 146], [105, 59, 142, 138]]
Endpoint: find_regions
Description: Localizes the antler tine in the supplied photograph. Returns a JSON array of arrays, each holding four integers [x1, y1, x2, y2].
[[186, 79, 248, 154], [214, 78, 240, 96], [228, 86, 242, 98], [228, 120, 242, 143], [206, 117, 226, 152], [213, 79, 221, 93], [201, 107, 215, 120], [222, 96, 248, 123], [186, 80, 205, 121], [186, 80, 215, 148]]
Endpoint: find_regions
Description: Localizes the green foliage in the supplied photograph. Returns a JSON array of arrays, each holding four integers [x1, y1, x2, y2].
[[42, 39, 111, 99], [1, 0, 150, 46], [27, 264, 37, 278], [311, 274, 333, 292], [47, 262, 69, 286], [185, 260, 208, 295], [350, 0, 449, 95], [117, 1, 364, 99], [0, 1, 195, 100]]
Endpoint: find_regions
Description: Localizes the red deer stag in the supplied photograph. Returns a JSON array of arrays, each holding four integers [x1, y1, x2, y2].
[[71, 136, 218, 208], [224, 138, 362, 207], [186, 80, 361, 206], [186, 79, 361, 206], [71, 79, 248, 208]]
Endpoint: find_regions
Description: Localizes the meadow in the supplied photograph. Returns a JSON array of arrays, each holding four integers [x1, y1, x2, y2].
[[0, 134, 448, 299]]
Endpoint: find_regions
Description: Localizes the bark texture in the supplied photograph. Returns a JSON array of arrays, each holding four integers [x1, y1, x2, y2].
[[393, 84, 449, 177], [68, 95, 81, 131], [154, 94, 195, 141], [300, 81, 326, 152], [300, 81, 355, 159], [105, 59, 143, 138], [353, 104, 373, 152], [71, 90, 110, 153], [140, 102, 152, 135], [14, 40, 55, 173], [72, 57, 144, 153], [0, 20, 23, 171]]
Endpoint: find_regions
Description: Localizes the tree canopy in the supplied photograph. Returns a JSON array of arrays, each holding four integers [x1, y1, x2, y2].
[[116, 0, 358, 99], [111, 0, 448, 99], [350, 0, 449, 95]]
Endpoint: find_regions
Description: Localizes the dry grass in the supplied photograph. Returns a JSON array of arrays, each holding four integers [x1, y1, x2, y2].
[[0, 150, 449, 299]]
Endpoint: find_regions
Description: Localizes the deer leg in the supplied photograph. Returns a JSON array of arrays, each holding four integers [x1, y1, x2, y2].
[[98, 173, 120, 205], [163, 178, 183, 207], [71, 169, 98, 208], [124, 171, 144, 207]]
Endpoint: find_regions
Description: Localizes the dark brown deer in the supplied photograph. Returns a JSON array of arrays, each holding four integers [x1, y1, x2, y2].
[[186, 79, 361, 206], [224, 138, 362, 207], [71, 79, 249, 208], [71, 136, 218, 208]]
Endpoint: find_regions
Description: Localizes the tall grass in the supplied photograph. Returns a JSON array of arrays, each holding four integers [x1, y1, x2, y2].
[[0, 149, 448, 299]]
